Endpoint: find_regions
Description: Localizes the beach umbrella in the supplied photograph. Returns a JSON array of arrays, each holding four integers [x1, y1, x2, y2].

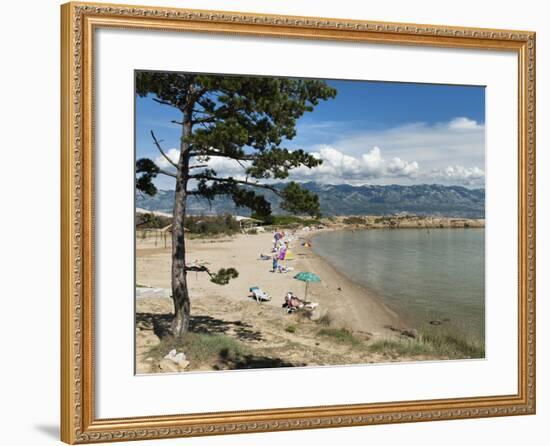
[[294, 272, 321, 300]]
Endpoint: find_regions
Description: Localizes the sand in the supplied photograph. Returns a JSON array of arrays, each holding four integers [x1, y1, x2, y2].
[[137, 230, 402, 334], [135, 229, 421, 373]]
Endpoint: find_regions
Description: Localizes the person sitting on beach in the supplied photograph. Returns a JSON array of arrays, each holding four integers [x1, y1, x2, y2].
[[283, 292, 301, 311], [283, 292, 319, 312], [278, 265, 293, 273]]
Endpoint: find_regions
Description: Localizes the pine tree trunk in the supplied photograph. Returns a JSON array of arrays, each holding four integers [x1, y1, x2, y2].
[[170, 111, 192, 338]]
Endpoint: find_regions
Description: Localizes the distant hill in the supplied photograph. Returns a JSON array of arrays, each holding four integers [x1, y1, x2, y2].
[[136, 183, 485, 218]]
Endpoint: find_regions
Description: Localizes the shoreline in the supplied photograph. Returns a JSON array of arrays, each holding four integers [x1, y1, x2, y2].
[[323, 215, 485, 230], [292, 231, 406, 336], [305, 226, 485, 340], [135, 227, 484, 372], [135, 229, 407, 338], [136, 225, 483, 339]]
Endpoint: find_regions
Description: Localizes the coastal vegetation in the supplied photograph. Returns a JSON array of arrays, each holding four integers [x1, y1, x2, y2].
[[136, 212, 171, 229], [185, 215, 241, 236], [317, 327, 363, 346], [368, 326, 484, 359], [138, 285, 484, 374], [315, 319, 484, 360], [148, 331, 249, 368], [137, 212, 484, 234], [342, 216, 366, 225]]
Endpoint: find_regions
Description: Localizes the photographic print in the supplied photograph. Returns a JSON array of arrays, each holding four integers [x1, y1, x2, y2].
[[62, 5, 535, 442], [134, 72, 486, 374]]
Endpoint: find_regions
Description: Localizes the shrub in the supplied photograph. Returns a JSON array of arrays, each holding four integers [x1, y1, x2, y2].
[[342, 216, 366, 225], [368, 339, 436, 356], [184, 214, 241, 236], [254, 214, 323, 228], [137, 212, 171, 229], [368, 326, 485, 359], [317, 327, 362, 346]]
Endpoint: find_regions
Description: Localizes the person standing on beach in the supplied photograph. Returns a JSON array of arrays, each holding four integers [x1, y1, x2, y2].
[[272, 254, 279, 273], [279, 243, 287, 260], [273, 229, 282, 251]]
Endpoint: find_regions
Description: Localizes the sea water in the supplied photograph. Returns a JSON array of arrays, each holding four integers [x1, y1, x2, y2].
[[312, 228, 485, 342]]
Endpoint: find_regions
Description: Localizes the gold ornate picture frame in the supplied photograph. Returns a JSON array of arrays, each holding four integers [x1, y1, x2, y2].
[[61, 2, 536, 443]]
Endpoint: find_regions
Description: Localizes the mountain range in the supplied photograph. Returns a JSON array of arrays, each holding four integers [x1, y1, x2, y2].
[[136, 183, 485, 218]]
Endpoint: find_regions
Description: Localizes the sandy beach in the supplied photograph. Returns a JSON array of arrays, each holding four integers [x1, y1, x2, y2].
[[136, 229, 404, 331], [135, 228, 436, 373]]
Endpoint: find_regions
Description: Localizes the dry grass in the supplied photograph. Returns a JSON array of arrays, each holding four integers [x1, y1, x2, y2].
[[147, 332, 248, 367], [316, 310, 334, 327], [317, 327, 363, 346], [368, 326, 484, 359]]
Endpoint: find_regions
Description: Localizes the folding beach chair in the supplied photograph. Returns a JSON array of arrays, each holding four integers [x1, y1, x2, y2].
[[249, 286, 271, 302]]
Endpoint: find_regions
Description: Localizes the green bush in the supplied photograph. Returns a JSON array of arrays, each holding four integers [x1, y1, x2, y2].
[[137, 213, 172, 229], [184, 214, 241, 236], [342, 216, 366, 225], [253, 214, 322, 227], [317, 327, 362, 346]]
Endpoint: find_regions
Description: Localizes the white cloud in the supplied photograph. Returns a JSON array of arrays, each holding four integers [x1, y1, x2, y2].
[[155, 144, 420, 186], [155, 148, 179, 168], [156, 149, 248, 173], [330, 118, 485, 170], [387, 157, 420, 177], [154, 144, 484, 187], [155, 148, 250, 180], [447, 117, 484, 131], [429, 165, 485, 186], [290, 145, 420, 184], [198, 156, 250, 178], [151, 117, 485, 188]]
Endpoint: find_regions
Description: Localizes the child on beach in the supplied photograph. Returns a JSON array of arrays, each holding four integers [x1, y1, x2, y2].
[[272, 254, 279, 272]]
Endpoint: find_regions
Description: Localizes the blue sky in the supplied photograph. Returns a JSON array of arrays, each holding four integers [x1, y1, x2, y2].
[[136, 77, 485, 190]]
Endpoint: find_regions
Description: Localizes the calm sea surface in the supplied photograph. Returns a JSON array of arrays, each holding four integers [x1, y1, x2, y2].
[[312, 228, 485, 341]]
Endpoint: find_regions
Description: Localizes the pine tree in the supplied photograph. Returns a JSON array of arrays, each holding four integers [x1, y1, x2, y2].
[[136, 72, 336, 337]]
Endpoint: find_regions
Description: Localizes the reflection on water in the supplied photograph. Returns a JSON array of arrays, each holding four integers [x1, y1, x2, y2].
[[313, 228, 485, 341]]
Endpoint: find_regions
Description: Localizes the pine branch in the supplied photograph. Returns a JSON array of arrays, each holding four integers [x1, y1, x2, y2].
[[184, 264, 213, 276], [184, 264, 239, 285], [189, 150, 254, 161], [152, 97, 175, 107], [158, 168, 177, 178], [189, 174, 282, 197], [192, 116, 217, 125], [190, 86, 208, 102], [150, 131, 177, 168]]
